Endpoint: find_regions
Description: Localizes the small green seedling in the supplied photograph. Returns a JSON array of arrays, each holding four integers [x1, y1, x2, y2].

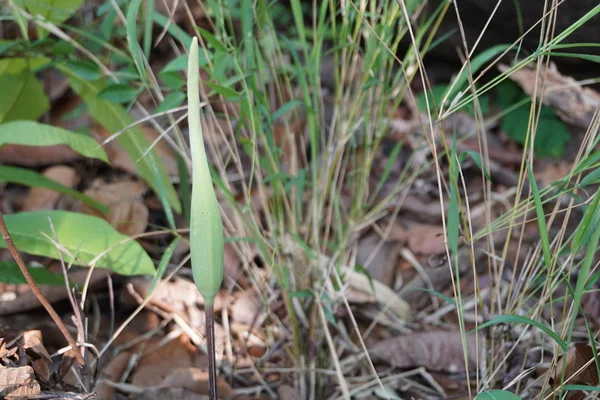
[[187, 36, 224, 400]]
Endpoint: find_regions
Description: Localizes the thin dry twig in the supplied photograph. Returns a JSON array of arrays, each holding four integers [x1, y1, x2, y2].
[[0, 212, 85, 366]]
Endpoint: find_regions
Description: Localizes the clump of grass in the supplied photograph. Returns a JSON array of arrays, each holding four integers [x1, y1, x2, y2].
[[6, 0, 600, 398]]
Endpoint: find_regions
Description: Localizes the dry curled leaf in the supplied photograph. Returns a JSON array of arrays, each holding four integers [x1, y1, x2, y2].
[[93, 351, 132, 399], [231, 289, 265, 326], [81, 177, 148, 236], [23, 165, 79, 211], [0, 365, 41, 399], [21, 330, 51, 382], [355, 233, 400, 288], [405, 224, 447, 256], [0, 144, 81, 167], [550, 343, 599, 388], [130, 334, 201, 388], [369, 331, 483, 373], [121, 277, 227, 315]]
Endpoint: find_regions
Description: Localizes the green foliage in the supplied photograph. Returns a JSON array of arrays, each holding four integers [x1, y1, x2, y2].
[[98, 83, 140, 104], [474, 314, 568, 350], [0, 67, 49, 123], [0, 120, 109, 162], [495, 80, 570, 158], [19, 0, 84, 38], [59, 65, 181, 214], [416, 80, 571, 159], [475, 390, 522, 400], [0, 261, 72, 286], [0, 211, 155, 276]]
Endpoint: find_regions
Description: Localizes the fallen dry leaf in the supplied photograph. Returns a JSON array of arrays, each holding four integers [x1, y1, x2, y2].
[[345, 268, 411, 320], [0, 365, 41, 399], [121, 276, 227, 315], [405, 224, 447, 256], [368, 331, 483, 373], [21, 330, 51, 382], [550, 343, 599, 388], [0, 144, 82, 166], [231, 289, 265, 326], [159, 367, 235, 398], [94, 351, 132, 399], [355, 233, 400, 288], [535, 161, 574, 188], [23, 165, 79, 211], [81, 177, 148, 236], [130, 334, 200, 388]]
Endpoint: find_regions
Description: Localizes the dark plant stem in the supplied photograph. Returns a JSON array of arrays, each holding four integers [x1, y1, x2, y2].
[[206, 303, 217, 400]]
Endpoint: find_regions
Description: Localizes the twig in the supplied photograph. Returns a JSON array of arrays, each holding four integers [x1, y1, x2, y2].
[[0, 212, 85, 366]]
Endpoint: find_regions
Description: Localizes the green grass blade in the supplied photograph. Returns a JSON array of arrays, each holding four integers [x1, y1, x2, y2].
[[474, 314, 568, 351], [527, 162, 553, 272], [126, 0, 147, 85], [146, 236, 181, 298]]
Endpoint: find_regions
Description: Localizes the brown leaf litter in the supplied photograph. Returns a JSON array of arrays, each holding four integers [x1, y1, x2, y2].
[[23, 165, 80, 211], [548, 342, 599, 399], [80, 177, 149, 236], [368, 331, 484, 374]]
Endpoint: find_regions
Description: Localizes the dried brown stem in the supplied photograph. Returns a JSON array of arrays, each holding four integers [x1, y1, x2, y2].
[[0, 212, 85, 366]]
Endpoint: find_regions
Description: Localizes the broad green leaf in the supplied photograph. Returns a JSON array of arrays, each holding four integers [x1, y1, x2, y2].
[[474, 314, 568, 350], [0, 120, 109, 162], [98, 83, 139, 104], [0, 57, 49, 75], [0, 261, 72, 286], [0, 165, 108, 214], [197, 27, 228, 53], [23, 0, 84, 38], [160, 52, 211, 74], [497, 81, 570, 158], [0, 211, 154, 276], [0, 72, 49, 123], [475, 390, 522, 400], [59, 65, 181, 213], [206, 82, 241, 99], [155, 91, 185, 114], [65, 60, 101, 81]]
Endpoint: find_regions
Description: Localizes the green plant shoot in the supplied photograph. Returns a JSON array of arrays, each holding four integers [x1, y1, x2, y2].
[[187, 37, 224, 305]]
